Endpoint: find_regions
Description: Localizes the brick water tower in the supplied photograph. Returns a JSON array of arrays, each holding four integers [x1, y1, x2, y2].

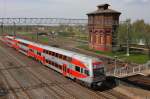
[[87, 4, 121, 51]]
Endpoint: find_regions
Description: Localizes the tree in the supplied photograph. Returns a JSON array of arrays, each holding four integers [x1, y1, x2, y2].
[[132, 20, 146, 43], [118, 22, 128, 45], [143, 24, 150, 59]]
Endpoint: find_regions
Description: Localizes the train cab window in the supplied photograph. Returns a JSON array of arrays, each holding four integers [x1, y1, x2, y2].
[[93, 68, 105, 77], [85, 70, 89, 76], [75, 66, 80, 72]]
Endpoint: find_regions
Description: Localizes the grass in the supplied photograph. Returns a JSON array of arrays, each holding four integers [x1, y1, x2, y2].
[[78, 45, 149, 64], [16, 32, 149, 64], [121, 54, 149, 64], [16, 32, 48, 43]]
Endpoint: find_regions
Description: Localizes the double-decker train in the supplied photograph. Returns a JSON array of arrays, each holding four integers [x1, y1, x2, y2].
[[2, 35, 105, 88]]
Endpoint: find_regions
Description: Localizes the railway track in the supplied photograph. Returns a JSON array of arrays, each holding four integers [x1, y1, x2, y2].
[[0, 43, 101, 99], [0, 69, 19, 99], [0, 45, 76, 99], [0, 48, 36, 99], [6, 44, 130, 99], [0, 40, 132, 99]]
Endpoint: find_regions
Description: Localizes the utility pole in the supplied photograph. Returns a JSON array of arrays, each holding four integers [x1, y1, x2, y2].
[[37, 31, 39, 42], [13, 22, 16, 36], [114, 56, 118, 75], [1, 22, 4, 35], [36, 26, 39, 42], [126, 20, 130, 56]]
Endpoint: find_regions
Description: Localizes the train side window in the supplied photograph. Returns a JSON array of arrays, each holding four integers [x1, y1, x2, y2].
[[52, 52, 55, 56], [66, 57, 71, 61], [46, 50, 48, 54], [37, 52, 41, 56], [49, 61, 52, 65], [52, 62, 54, 66], [43, 50, 46, 53], [63, 56, 67, 60], [54, 62, 56, 67], [61, 55, 63, 59], [45, 50, 47, 53], [58, 54, 62, 59], [48, 51, 51, 55], [67, 69, 70, 73], [75, 66, 80, 72], [56, 53, 58, 57], [85, 70, 89, 76], [61, 55, 64, 59], [81, 68, 83, 73], [59, 65, 62, 69], [46, 59, 48, 63], [56, 63, 59, 68], [30, 49, 33, 52], [48, 61, 50, 64]]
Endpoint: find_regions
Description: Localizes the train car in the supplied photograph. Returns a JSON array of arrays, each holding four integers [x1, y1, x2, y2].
[[3, 35, 106, 88]]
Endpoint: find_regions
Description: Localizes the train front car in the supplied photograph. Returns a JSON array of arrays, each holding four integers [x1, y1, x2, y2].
[[91, 58, 106, 89]]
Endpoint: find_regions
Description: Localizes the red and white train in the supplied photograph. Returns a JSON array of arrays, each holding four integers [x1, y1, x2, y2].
[[2, 35, 105, 88]]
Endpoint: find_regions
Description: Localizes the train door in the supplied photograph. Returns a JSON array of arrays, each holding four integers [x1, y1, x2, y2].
[[62, 64, 67, 76]]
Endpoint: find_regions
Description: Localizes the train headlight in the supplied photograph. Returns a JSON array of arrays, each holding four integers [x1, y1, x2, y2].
[[97, 82, 102, 86]]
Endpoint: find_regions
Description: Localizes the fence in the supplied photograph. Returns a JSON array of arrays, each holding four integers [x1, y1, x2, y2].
[[106, 62, 150, 78]]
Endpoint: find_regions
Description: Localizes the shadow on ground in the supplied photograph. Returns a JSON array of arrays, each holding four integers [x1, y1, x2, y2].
[[95, 76, 119, 91], [95, 75, 150, 91], [119, 75, 150, 91]]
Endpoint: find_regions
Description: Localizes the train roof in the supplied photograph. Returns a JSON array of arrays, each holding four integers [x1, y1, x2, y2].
[[6, 36, 14, 39], [15, 37, 99, 62]]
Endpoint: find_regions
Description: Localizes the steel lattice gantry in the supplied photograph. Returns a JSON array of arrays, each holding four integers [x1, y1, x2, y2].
[[0, 18, 88, 26]]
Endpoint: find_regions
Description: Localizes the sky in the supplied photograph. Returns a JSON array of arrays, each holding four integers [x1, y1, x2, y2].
[[0, 0, 150, 23]]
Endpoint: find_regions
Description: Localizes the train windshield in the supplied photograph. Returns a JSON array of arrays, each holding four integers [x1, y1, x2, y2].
[[93, 68, 105, 77], [93, 62, 105, 77]]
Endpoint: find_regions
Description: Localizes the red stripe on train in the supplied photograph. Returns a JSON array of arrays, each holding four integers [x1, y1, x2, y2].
[[71, 58, 86, 68], [69, 69, 87, 78], [28, 45, 43, 52]]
